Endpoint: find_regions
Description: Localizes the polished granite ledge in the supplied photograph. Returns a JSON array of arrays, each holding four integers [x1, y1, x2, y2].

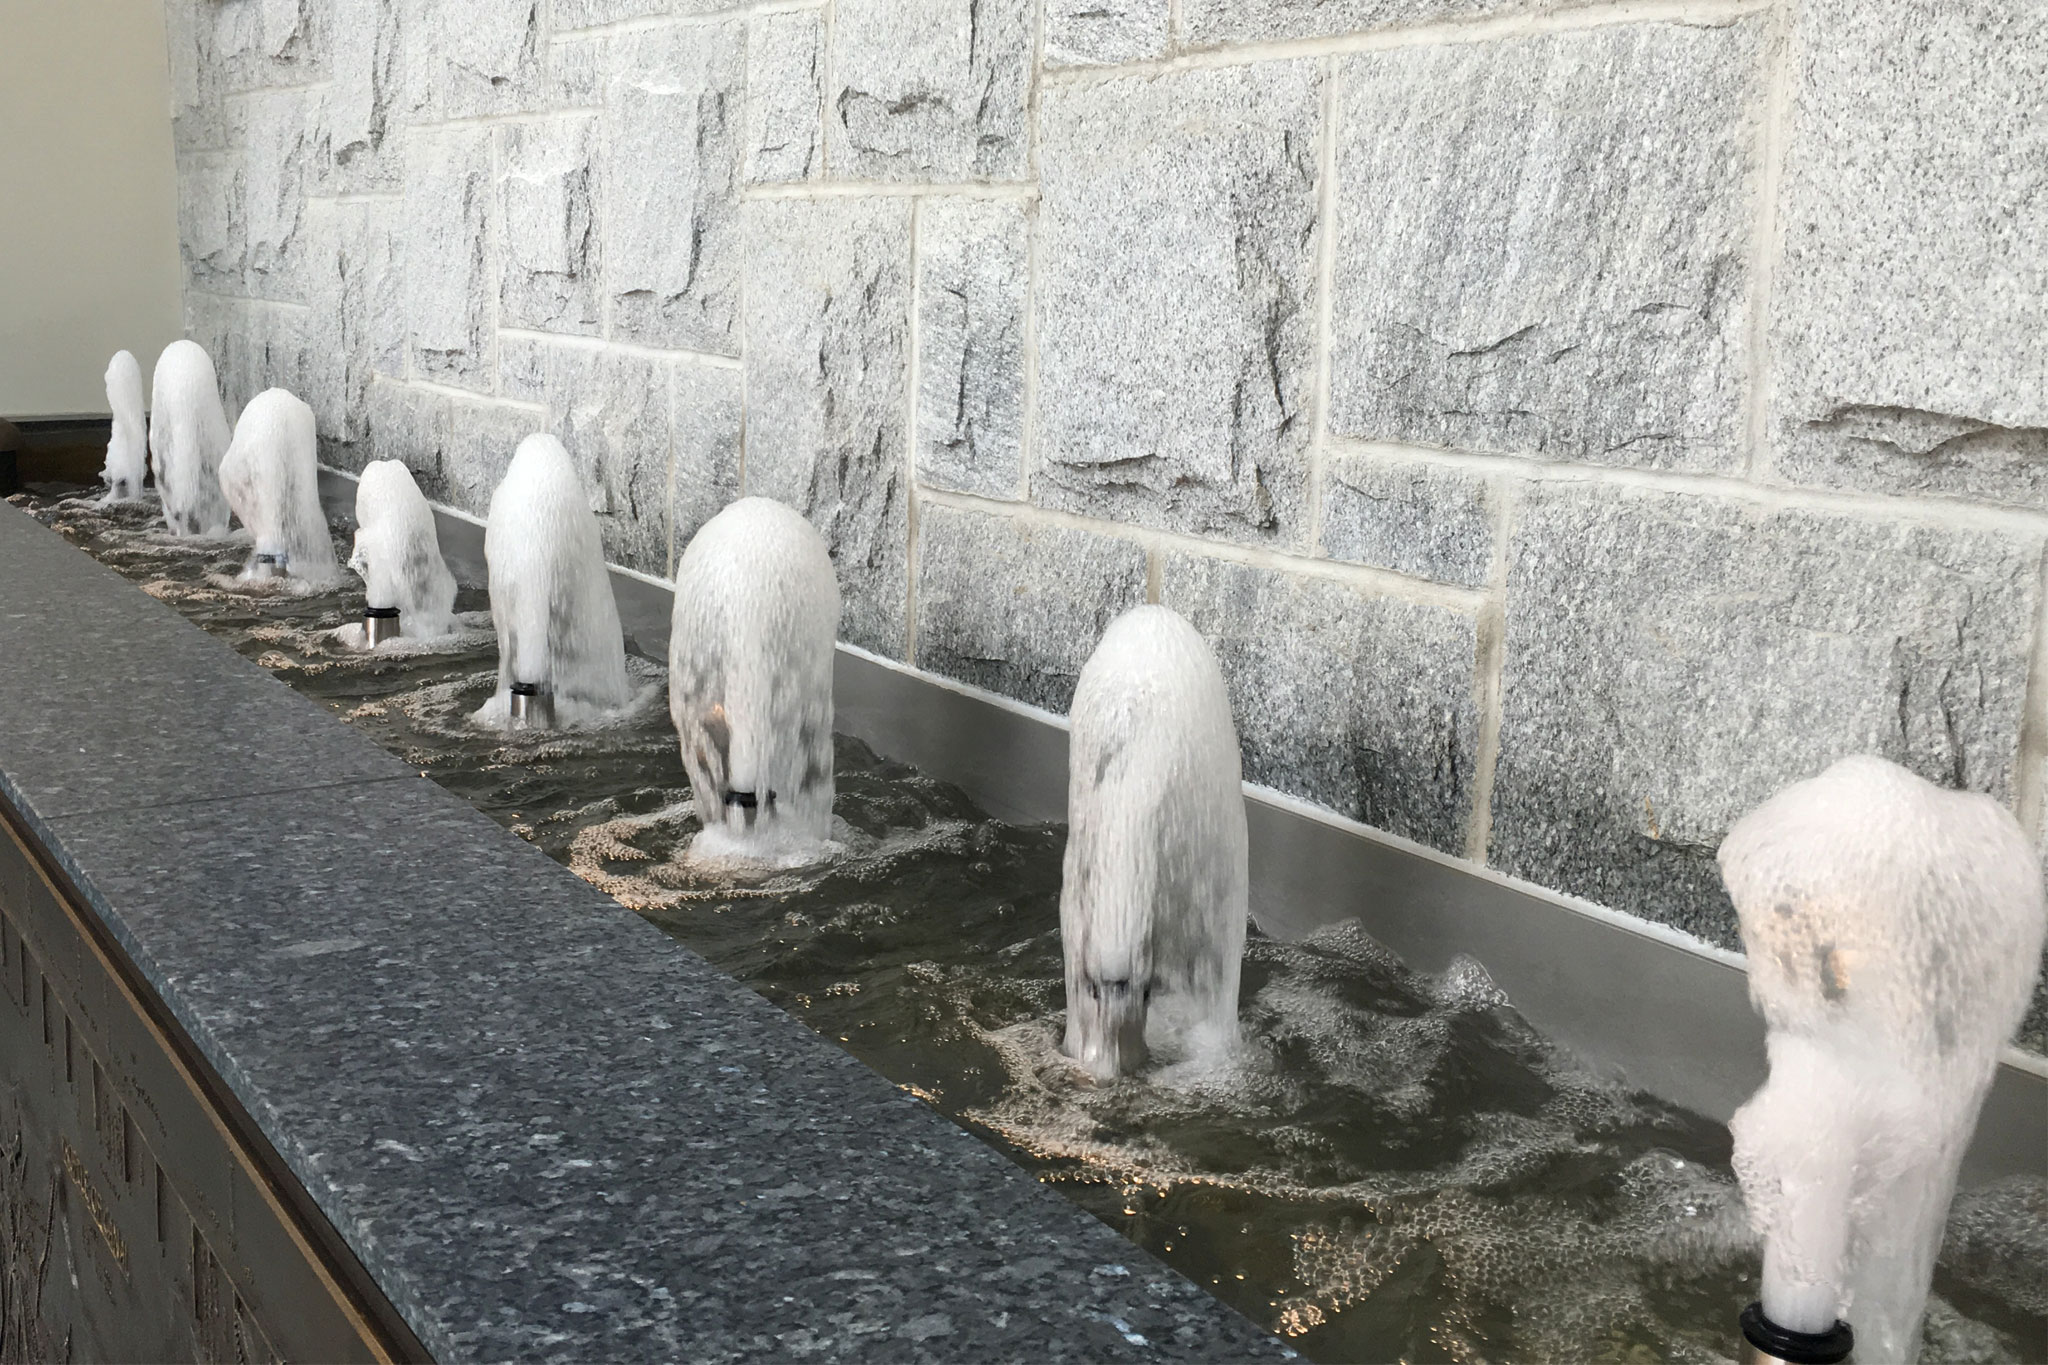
[[0, 502, 1288, 1361]]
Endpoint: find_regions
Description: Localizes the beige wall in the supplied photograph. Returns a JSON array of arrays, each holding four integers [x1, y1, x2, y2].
[[0, 0, 183, 418]]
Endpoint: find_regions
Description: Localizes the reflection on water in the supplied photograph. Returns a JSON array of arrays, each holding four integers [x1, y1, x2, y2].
[[20, 489, 2046, 1364]]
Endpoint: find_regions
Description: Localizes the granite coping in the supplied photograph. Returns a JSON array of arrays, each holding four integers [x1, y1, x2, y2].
[[0, 502, 1287, 1361]]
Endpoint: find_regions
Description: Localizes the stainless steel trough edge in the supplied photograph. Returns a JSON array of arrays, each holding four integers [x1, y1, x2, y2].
[[318, 467, 2047, 1186]]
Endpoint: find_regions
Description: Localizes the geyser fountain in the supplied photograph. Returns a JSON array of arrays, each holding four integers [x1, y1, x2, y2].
[[99, 350, 147, 503], [667, 497, 839, 865], [1720, 755, 2047, 1365], [1060, 604, 1248, 1081], [476, 433, 631, 728], [147, 339, 232, 536], [217, 388, 341, 586], [347, 460, 457, 644]]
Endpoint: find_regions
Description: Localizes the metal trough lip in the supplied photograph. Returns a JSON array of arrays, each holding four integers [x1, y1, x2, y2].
[[317, 467, 2048, 1186]]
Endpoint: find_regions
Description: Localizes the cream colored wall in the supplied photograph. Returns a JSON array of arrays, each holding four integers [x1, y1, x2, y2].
[[0, 0, 183, 418]]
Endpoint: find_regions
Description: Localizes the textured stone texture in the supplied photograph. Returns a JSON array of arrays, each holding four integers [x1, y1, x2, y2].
[[404, 129, 493, 391], [1329, 21, 1761, 471], [671, 363, 746, 572], [1036, 63, 1320, 545], [1046, 0, 1168, 66], [1768, 1, 2048, 509], [439, 396, 540, 516], [604, 24, 744, 353], [916, 199, 1027, 500], [239, 90, 310, 301], [1491, 484, 2042, 948], [496, 117, 602, 335], [179, 157, 244, 291], [318, 0, 403, 194], [742, 197, 912, 657], [745, 9, 824, 185], [366, 377, 451, 489], [1163, 555, 1481, 854], [402, 0, 543, 122], [914, 505, 1148, 712], [826, 0, 1033, 182], [1184, 0, 1547, 45], [206, 0, 325, 93], [1320, 453, 1497, 589], [553, 0, 667, 28], [306, 199, 406, 448]]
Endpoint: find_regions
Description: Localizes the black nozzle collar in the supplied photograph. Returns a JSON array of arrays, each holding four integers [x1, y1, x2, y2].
[[1740, 1303, 1852, 1365]]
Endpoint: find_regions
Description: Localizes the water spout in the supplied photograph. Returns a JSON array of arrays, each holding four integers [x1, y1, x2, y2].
[[667, 497, 838, 865], [146, 339, 232, 537], [218, 389, 340, 586], [348, 459, 458, 643], [1720, 754, 2046, 1364], [99, 351, 147, 504], [1060, 605, 1247, 1081]]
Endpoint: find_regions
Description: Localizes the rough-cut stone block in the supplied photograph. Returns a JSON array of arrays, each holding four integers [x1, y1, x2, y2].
[[553, 0, 667, 28], [548, 35, 604, 107], [166, 0, 236, 154], [1491, 484, 2041, 947], [1320, 452, 1497, 589], [1036, 63, 1320, 545], [208, 0, 324, 92], [367, 377, 451, 491], [441, 399, 541, 517], [1162, 554, 1481, 854], [320, 0, 403, 193], [915, 505, 1148, 713], [1769, 1, 2048, 509], [1045, 0, 1168, 66], [742, 197, 913, 657], [497, 118, 602, 336], [307, 200, 406, 446], [240, 90, 309, 302], [403, 0, 542, 122], [493, 338, 659, 569], [671, 363, 745, 573], [826, 0, 1032, 182], [745, 9, 824, 185], [179, 158, 244, 291], [604, 24, 744, 354], [916, 199, 1026, 500], [404, 129, 493, 391], [1329, 21, 1761, 472], [1184, 0, 1547, 46]]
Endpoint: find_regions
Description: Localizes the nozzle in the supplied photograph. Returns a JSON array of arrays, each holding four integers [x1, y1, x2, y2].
[[249, 552, 286, 579], [508, 682, 554, 729], [1065, 977, 1149, 1081], [363, 606, 401, 646], [722, 789, 776, 829], [1739, 1304, 1852, 1365]]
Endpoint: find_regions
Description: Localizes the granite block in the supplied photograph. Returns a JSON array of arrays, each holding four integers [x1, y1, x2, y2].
[[1045, 0, 1168, 66], [179, 156, 245, 293], [404, 128, 494, 392], [826, 0, 1033, 182], [1162, 554, 1480, 854], [741, 197, 913, 658], [671, 363, 745, 573], [496, 117, 603, 336], [1767, 0, 2048, 509], [366, 377, 452, 491], [1490, 484, 2042, 948], [915, 198, 1028, 500], [238, 90, 310, 302], [401, 0, 544, 122], [306, 198, 406, 446], [745, 8, 825, 185], [0, 505, 412, 828], [1328, 21, 1762, 471], [914, 504, 1149, 713], [1184, 0, 1549, 45], [1319, 452, 1497, 589], [206, 0, 324, 93], [603, 23, 745, 354], [439, 397, 541, 518], [319, 0, 403, 194], [552, 0, 667, 28], [1035, 63, 1320, 545]]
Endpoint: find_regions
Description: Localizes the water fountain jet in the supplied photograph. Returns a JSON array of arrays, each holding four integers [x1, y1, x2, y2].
[[99, 350, 147, 503], [347, 459, 458, 645], [147, 339, 232, 536], [475, 434, 631, 728], [218, 388, 340, 586], [1720, 754, 2046, 1365], [1060, 605, 1247, 1081], [667, 497, 838, 865]]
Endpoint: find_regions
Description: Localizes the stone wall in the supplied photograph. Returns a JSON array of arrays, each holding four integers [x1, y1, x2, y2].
[[166, 0, 2048, 1047]]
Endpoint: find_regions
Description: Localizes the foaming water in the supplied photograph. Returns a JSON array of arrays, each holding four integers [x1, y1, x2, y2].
[[17, 488, 2046, 1365]]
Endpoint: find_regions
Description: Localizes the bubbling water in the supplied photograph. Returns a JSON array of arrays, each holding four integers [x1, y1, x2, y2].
[[146, 339, 232, 537], [99, 350, 147, 504], [1720, 755, 2047, 1362], [475, 433, 632, 727], [667, 497, 839, 867], [218, 388, 341, 587], [347, 460, 458, 642], [1061, 605, 1248, 1081]]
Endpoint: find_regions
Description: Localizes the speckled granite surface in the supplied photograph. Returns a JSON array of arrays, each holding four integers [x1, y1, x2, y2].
[[0, 502, 1287, 1361]]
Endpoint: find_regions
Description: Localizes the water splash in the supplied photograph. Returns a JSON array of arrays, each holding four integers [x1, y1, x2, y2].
[[474, 434, 632, 727], [99, 351, 147, 504], [668, 498, 840, 868], [1062, 605, 1248, 1081], [345, 460, 458, 642], [218, 389, 340, 587], [1720, 755, 2047, 1362], [146, 339, 232, 537]]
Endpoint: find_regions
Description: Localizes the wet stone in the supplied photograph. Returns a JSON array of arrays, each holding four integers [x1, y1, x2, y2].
[[826, 0, 1033, 182], [914, 504, 1148, 713], [1489, 483, 2041, 947], [916, 198, 1027, 500]]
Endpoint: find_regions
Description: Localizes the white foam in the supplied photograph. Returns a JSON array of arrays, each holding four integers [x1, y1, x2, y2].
[[348, 459, 458, 640], [99, 350, 148, 504], [218, 388, 340, 586], [146, 339, 232, 537]]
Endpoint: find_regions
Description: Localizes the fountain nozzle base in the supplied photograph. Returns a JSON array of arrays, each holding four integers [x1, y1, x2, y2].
[[508, 682, 554, 729], [1739, 1304, 1852, 1365], [249, 552, 286, 580], [364, 606, 401, 646]]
